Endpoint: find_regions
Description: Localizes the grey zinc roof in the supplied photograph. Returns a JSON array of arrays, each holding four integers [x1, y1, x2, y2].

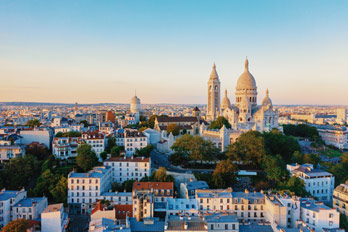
[[186, 181, 209, 191], [232, 191, 265, 200], [100, 192, 132, 197], [204, 213, 238, 223], [0, 190, 19, 201], [130, 217, 165, 232], [300, 198, 332, 212], [69, 166, 110, 179], [196, 190, 233, 198], [13, 197, 46, 207]]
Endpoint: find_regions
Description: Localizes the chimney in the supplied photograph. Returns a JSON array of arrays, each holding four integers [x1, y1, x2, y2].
[[245, 189, 249, 194]]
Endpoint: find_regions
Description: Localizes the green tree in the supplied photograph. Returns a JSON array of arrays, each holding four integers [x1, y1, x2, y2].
[[76, 144, 98, 172], [25, 142, 49, 160], [148, 115, 157, 129], [2, 219, 30, 232], [0, 155, 41, 190], [212, 160, 238, 188], [263, 129, 301, 164], [225, 131, 266, 168], [34, 169, 57, 200], [106, 137, 116, 153], [166, 123, 180, 136], [100, 151, 108, 161], [277, 176, 310, 197], [26, 119, 41, 127], [303, 153, 321, 167], [208, 116, 231, 129], [110, 146, 120, 157], [80, 120, 88, 127], [135, 144, 154, 157], [153, 167, 175, 182], [262, 154, 288, 182], [340, 213, 348, 231], [55, 131, 81, 138], [50, 176, 68, 204], [171, 134, 218, 163]]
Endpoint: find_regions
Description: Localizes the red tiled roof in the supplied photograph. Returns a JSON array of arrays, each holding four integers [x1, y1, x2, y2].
[[105, 156, 150, 163], [132, 181, 174, 191], [115, 204, 133, 219], [91, 201, 107, 215]]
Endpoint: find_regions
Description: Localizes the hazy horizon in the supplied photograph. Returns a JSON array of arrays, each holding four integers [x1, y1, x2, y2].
[[1, 0, 348, 105]]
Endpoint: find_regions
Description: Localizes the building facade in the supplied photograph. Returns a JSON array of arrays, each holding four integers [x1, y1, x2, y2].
[[104, 156, 151, 183], [287, 163, 335, 201]]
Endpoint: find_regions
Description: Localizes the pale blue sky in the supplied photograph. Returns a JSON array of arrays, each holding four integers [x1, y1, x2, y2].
[[0, 0, 347, 104]]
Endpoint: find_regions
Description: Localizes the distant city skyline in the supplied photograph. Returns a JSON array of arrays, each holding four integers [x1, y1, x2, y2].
[[0, 0, 347, 105]]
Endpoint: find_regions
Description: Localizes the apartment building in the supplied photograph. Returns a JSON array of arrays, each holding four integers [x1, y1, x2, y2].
[[124, 130, 148, 156], [196, 189, 265, 221], [20, 128, 52, 148], [82, 131, 106, 158], [52, 137, 80, 159], [166, 198, 199, 216], [132, 182, 174, 221], [12, 197, 48, 221], [68, 166, 111, 215], [104, 156, 151, 182], [318, 126, 348, 149], [0, 188, 26, 229], [300, 198, 340, 231], [287, 163, 335, 201], [180, 180, 209, 199], [0, 142, 25, 163], [333, 181, 348, 216], [41, 203, 69, 232]]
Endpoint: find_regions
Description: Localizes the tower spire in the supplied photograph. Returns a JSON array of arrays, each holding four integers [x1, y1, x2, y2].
[[225, 89, 228, 97], [209, 63, 219, 80], [245, 57, 249, 71], [266, 88, 269, 96]]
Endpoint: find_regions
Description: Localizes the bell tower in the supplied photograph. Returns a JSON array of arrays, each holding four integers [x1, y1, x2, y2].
[[207, 63, 221, 121]]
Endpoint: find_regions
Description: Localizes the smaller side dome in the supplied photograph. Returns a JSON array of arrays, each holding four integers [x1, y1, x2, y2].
[[221, 89, 231, 109], [262, 89, 272, 106]]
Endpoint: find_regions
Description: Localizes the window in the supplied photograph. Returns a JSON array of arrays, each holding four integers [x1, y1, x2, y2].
[[211, 224, 214, 230]]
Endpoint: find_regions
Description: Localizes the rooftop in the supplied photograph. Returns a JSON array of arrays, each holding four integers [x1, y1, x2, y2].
[[42, 203, 63, 214], [105, 156, 150, 163], [132, 182, 174, 191], [69, 166, 111, 179], [13, 197, 46, 207]]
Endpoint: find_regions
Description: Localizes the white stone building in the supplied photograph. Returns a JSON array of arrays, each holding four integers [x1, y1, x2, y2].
[[41, 203, 69, 232], [333, 181, 348, 216], [81, 131, 106, 158], [207, 59, 279, 132], [52, 137, 80, 159], [0, 188, 26, 229], [0, 142, 25, 163], [114, 129, 148, 156], [12, 197, 48, 221], [300, 198, 340, 231], [68, 166, 112, 215], [287, 163, 335, 201], [318, 126, 348, 149], [20, 128, 52, 148], [166, 198, 199, 216], [104, 156, 151, 183]]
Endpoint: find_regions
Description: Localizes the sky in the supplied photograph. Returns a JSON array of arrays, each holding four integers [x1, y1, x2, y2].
[[0, 0, 347, 105]]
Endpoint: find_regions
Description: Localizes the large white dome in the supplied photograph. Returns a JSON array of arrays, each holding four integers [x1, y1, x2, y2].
[[236, 58, 257, 90]]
